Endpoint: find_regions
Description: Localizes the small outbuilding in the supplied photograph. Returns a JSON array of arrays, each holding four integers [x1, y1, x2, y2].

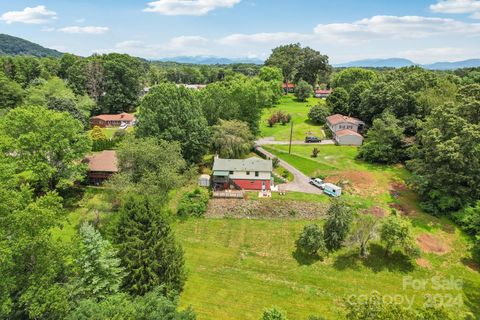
[[334, 129, 364, 146], [85, 150, 118, 185], [198, 174, 211, 187]]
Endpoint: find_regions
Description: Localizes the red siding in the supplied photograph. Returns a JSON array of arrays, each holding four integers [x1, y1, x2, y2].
[[232, 179, 270, 191]]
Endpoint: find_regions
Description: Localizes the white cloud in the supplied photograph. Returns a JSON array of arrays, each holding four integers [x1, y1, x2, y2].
[[399, 47, 479, 63], [472, 11, 480, 18], [58, 26, 109, 34], [144, 0, 240, 16], [97, 35, 210, 58], [313, 15, 480, 42], [218, 32, 311, 46], [0, 5, 57, 24], [430, 0, 480, 13], [75, 18, 86, 23]]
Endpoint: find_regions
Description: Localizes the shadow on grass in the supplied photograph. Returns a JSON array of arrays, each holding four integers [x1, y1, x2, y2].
[[292, 247, 323, 266], [333, 244, 415, 273]]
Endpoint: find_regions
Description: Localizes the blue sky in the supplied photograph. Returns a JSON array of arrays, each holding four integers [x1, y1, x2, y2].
[[1, 0, 480, 63]]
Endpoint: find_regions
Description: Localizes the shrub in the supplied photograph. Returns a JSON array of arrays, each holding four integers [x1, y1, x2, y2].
[[294, 80, 313, 101], [296, 224, 326, 256], [308, 105, 329, 125], [272, 157, 280, 168], [261, 307, 288, 320], [177, 188, 210, 217], [311, 147, 319, 158]]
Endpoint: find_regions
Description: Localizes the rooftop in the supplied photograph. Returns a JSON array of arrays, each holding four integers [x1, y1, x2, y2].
[[85, 150, 118, 172], [335, 129, 363, 138], [213, 157, 273, 172], [91, 113, 135, 122], [326, 114, 363, 126]]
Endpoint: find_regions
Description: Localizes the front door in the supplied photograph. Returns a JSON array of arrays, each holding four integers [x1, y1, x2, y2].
[[262, 181, 266, 191]]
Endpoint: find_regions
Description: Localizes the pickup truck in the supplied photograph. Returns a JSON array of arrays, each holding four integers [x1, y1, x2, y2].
[[309, 178, 325, 189]]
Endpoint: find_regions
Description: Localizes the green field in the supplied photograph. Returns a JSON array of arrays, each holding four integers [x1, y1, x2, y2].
[[175, 217, 480, 319], [260, 95, 326, 141]]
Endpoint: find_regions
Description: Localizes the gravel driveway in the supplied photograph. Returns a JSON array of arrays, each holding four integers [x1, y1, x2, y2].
[[256, 146, 323, 195]]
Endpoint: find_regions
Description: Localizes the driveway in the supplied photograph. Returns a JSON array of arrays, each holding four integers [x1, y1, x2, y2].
[[255, 137, 335, 146], [256, 146, 323, 195]]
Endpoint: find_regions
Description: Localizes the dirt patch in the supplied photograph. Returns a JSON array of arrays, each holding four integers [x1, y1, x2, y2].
[[417, 234, 451, 255], [465, 261, 480, 272], [415, 258, 432, 269], [363, 206, 388, 217], [389, 203, 412, 216], [206, 198, 329, 220], [390, 181, 408, 198], [324, 171, 378, 196]]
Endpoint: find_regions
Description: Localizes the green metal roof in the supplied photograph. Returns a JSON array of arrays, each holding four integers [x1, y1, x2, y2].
[[213, 170, 229, 176]]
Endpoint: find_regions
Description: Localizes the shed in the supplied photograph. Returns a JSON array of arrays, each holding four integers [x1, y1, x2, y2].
[[198, 174, 211, 187], [323, 183, 342, 197]]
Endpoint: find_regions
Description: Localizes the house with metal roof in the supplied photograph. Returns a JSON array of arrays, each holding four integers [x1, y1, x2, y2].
[[212, 157, 273, 191]]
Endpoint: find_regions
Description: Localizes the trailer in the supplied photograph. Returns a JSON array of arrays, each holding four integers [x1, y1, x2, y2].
[[323, 183, 342, 197]]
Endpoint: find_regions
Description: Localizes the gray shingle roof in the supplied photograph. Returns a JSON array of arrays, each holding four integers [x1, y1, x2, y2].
[[213, 157, 272, 172]]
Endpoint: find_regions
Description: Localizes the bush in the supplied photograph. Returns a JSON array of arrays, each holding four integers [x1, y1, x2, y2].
[[261, 307, 288, 320], [177, 188, 210, 217], [294, 80, 313, 101], [311, 147, 319, 158], [308, 105, 329, 125], [272, 157, 280, 168], [296, 224, 326, 256]]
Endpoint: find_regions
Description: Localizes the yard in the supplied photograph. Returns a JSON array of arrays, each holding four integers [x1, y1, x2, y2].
[[260, 95, 326, 141], [56, 146, 480, 320]]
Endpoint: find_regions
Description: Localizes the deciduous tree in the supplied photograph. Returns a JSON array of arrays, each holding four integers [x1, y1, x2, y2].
[[323, 199, 353, 252], [212, 119, 254, 159]]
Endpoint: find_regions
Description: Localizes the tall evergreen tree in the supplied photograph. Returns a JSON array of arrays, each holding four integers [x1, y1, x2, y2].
[[323, 199, 354, 252], [72, 223, 124, 301], [115, 194, 186, 296]]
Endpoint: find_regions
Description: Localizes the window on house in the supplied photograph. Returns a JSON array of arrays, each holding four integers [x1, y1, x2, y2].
[[255, 171, 259, 177], [229, 171, 233, 175], [246, 171, 250, 175]]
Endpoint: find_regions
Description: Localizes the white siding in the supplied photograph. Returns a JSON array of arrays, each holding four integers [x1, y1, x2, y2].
[[329, 122, 359, 132], [335, 134, 364, 146], [229, 170, 271, 180]]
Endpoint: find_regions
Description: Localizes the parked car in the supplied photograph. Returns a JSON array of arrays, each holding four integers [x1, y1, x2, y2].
[[309, 178, 325, 189], [305, 136, 321, 143]]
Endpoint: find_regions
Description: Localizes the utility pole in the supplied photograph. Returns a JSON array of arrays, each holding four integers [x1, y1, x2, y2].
[[289, 119, 293, 154]]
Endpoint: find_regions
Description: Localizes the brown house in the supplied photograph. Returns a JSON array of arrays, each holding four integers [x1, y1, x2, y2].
[[90, 113, 135, 128], [85, 150, 118, 185]]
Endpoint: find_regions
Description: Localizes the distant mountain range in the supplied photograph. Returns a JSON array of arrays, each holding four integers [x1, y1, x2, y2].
[[334, 58, 480, 70], [156, 56, 264, 65], [0, 34, 63, 57]]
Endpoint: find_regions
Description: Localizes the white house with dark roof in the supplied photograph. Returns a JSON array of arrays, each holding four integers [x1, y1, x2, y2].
[[326, 114, 365, 146], [212, 157, 273, 191]]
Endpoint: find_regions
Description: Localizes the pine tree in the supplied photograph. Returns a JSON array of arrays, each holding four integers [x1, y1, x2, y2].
[[323, 199, 354, 252], [116, 194, 186, 296], [73, 222, 124, 301]]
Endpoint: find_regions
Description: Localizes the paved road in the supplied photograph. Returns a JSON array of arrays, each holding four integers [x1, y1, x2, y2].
[[255, 137, 335, 146], [256, 146, 323, 195]]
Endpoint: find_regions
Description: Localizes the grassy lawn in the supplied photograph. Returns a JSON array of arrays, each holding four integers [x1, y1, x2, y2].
[[55, 148, 480, 320], [175, 218, 480, 319], [260, 95, 326, 141]]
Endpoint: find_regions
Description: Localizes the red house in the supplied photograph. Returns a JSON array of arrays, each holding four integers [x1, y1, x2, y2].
[[315, 89, 332, 98], [282, 83, 295, 93], [212, 157, 273, 191], [90, 113, 135, 128]]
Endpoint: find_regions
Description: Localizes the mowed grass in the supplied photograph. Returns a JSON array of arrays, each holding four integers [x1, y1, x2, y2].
[[175, 218, 480, 319], [263, 145, 410, 210], [260, 95, 326, 141]]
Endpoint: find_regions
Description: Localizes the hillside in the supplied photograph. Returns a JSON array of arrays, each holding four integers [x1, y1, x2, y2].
[[0, 34, 63, 57], [157, 55, 264, 65], [335, 57, 480, 70]]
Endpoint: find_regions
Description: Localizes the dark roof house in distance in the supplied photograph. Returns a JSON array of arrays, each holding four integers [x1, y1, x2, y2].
[[85, 150, 118, 185]]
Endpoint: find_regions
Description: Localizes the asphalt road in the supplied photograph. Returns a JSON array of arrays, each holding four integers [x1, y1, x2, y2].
[[255, 138, 335, 146], [256, 146, 323, 195]]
